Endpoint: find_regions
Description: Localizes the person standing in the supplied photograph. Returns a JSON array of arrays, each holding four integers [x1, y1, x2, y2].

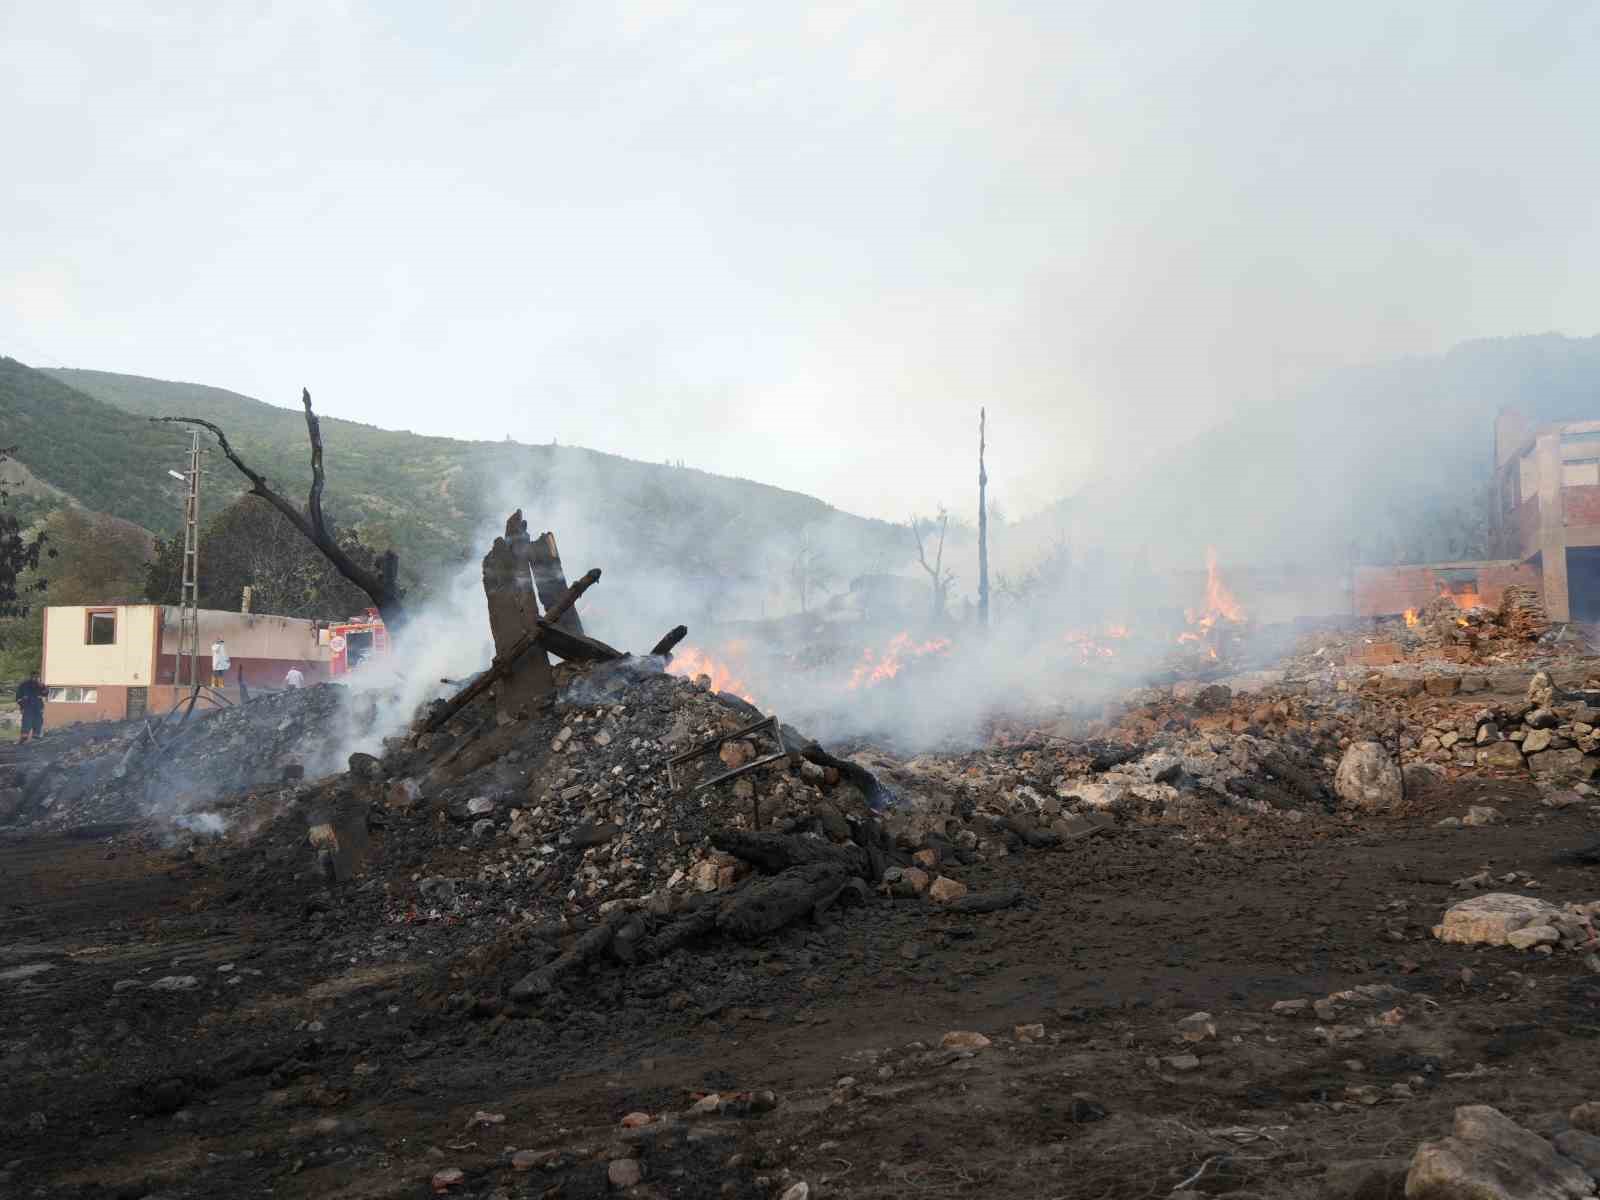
[[210, 638, 231, 688], [283, 666, 305, 689], [15, 670, 45, 743]]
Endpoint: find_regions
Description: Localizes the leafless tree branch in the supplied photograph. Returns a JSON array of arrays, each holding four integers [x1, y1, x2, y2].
[[153, 388, 405, 625]]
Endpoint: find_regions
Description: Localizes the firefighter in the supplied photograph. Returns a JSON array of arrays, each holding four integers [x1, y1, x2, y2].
[[15, 670, 45, 742], [210, 638, 231, 688]]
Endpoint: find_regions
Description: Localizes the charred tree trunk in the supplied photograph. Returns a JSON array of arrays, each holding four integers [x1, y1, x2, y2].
[[154, 391, 405, 626], [978, 407, 989, 629]]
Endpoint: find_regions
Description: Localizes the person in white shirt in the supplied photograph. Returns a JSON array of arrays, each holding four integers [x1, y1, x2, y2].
[[210, 639, 231, 688], [283, 667, 305, 689]]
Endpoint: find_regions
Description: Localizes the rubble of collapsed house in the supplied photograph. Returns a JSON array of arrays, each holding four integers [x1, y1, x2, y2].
[[3, 684, 352, 832], [15, 513, 1600, 1009]]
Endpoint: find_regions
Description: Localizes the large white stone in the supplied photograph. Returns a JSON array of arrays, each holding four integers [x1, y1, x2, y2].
[[1335, 742, 1404, 812], [1433, 894, 1560, 946], [1406, 1104, 1593, 1199]]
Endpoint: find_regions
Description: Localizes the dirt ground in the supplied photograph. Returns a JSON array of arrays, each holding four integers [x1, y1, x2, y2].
[[3, 765, 1598, 1200]]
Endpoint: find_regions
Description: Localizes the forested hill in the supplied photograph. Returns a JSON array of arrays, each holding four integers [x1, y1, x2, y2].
[[0, 360, 907, 589]]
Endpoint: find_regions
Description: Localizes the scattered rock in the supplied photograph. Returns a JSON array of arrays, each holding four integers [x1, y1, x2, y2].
[[1164, 1054, 1201, 1073], [1572, 1102, 1600, 1135], [1335, 743, 1404, 812], [1524, 729, 1555, 755], [148, 975, 199, 992], [1014, 1023, 1045, 1042], [1479, 741, 1526, 770], [1506, 925, 1561, 951], [1176, 1012, 1216, 1042], [1463, 805, 1503, 827], [927, 876, 968, 904], [1433, 894, 1559, 946], [1553, 1129, 1600, 1174], [431, 1167, 465, 1193], [607, 1158, 642, 1188], [940, 1031, 991, 1050], [1406, 1105, 1591, 1199]]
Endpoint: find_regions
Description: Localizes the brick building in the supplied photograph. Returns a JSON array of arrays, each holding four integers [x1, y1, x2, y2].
[[40, 605, 333, 729], [1489, 410, 1600, 621]]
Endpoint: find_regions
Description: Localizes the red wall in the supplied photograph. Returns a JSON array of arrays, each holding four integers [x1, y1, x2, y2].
[[154, 655, 330, 686], [1352, 562, 1542, 617], [43, 685, 130, 730], [1563, 485, 1600, 527]]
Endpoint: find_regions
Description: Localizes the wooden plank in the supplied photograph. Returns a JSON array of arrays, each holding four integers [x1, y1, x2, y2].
[[482, 520, 554, 720], [530, 531, 585, 636]]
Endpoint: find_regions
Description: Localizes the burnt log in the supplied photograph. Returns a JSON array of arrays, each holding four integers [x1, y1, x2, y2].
[[797, 743, 897, 812], [944, 888, 1023, 914], [650, 625, 689, 657], [1002, 814, 1062, 849], [509, 920, 613, 1001], [1258, 751, 1328, 804], [544, 568, 601, 626], [636, 900, 720, 960], [710, 829, 870, 877], [715, 861, 849, 941]]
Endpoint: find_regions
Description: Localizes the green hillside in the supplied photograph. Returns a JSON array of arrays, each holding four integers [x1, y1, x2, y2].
[[0, 358, 186, 534], [4, 363, 908, 592]]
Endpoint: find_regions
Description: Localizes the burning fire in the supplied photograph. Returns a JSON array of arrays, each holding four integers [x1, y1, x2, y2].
[[846, 632, 951, 689], [1403, 608, 1419, 628], [666, 645, 759, 705], [1179, 546, 1245, 650], [1063, 630, 1120, 661]]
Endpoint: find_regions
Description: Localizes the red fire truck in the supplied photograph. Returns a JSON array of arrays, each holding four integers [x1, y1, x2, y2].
[[326, 609, 391, 677]]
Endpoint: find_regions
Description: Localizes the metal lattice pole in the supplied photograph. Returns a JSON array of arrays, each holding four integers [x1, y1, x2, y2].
[[178, 431, 202, 690]]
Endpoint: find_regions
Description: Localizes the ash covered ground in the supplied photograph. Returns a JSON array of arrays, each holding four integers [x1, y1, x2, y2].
[[3, 601, 1600, 1199]]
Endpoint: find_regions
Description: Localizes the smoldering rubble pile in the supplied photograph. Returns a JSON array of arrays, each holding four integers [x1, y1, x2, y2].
[[1287, 586, 1566, 672], [5, 684, 350, 831]]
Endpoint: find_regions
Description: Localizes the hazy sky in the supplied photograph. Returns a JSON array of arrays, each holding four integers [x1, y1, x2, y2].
[[4, 2, 1598, 520]]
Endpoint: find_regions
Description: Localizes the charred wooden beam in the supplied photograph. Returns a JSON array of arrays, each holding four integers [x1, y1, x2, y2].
[[529, 531, 584, 636], [483, 522, 555, 720], [715, 861, 849, 941], [544, 568, 600, 626], [710, 829, 870, 877], [650, 625, 689, 657]]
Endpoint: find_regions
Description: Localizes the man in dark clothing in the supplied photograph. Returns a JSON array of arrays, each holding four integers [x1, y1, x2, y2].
[[15, 671, 45, 742]]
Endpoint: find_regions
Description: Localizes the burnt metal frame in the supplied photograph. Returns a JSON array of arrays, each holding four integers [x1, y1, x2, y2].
[[666, 713, 788, 797]]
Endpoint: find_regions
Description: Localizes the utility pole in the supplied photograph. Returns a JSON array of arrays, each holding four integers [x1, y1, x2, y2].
[[978, 407, 989, 628], [177, 431, 203, 690], [168, 433, 231, 718]]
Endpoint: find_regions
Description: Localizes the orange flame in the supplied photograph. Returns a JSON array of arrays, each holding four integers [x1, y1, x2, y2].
[[846, 632, 951, 689], [1180, 547, 1245, 646], [666, 646, 759, 705], [1403, 608, 1419, 628], [1202, 546, 1244, 622], [1062, 630, 1119, 660]]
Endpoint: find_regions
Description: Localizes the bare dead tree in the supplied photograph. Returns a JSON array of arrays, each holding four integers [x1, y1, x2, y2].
[[978, 407, 989, 628], [789, 524, 834, 614], [910, 508, 955, 619], [154, 389, 405, 626]]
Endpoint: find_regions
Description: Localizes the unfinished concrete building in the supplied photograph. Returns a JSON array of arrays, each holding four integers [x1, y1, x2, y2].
[[1490, 409, 1600, 621]]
